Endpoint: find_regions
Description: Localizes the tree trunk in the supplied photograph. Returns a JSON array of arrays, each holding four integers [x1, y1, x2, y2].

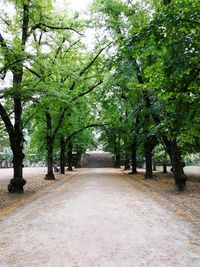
[[170, 140, 187, 191], [124, 154, 130, 170], [0, 4, 30, 193], [67, 140, 73, 171], [8, 132, 26, 193], [144, 142, 153, 179], [115, 153, 121, 168], [130, 140, 137, 174], [153, 162, 156, 171], [8, 91, 26, 193], [163, 163, 168, 173], [75, 151, 82, 168], [60, 136, 66, 174], [45, 138, 55, 180], [45, 111, 55, 180]]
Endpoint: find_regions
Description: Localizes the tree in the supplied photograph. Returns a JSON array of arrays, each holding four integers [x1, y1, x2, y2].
[[92, 0, 199, 190], [0, 0, 84, 192]]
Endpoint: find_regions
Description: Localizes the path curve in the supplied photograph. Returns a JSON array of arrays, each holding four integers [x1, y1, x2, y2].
[[0, 168, 199, 267]]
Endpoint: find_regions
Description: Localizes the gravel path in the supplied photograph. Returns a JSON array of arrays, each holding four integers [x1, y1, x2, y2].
[[0, 168, 199, 267]]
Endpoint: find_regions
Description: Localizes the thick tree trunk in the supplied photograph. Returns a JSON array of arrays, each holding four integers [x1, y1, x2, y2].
[[170, 140, 187, 191], [60, 136, 66, 174], [8, 133, 26, 193], [45, 111, 55, 180], [130, 140, 137, 174], [8, 90, 26, 193], [144, 142, 153, 179], [67, 141, 73, 171]]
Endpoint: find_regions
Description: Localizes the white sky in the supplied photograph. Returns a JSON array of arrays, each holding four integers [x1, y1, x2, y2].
[[56, 0, 92, 12]]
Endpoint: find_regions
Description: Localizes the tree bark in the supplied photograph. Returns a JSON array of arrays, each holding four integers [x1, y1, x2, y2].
[[3, 3, 30, 193], [45, 111, 55, 180], [8, 133, 26, 193], [163, 163, 168, 173], [75, 151, 82, 168], [60, 135, 66, 174], [170, 140, 187, 191], [124, 154, 130, 170], [144, 141, 154, 179], [115, 153, 121, 168], [7, 77, 26, 192], [153, 162, 156, 171], [130, 140, 137, 174], [67, 140, 73, 171], [114, 136, 121, 168]]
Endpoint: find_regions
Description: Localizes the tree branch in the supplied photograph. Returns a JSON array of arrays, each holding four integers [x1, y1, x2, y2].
[[22, 3, 30, 47], [24, 66, 42, 78], [65, 124, 106, 144], [69, 42, 112, 91], [79, 43, 112, 77], [52, 107, 69, 141], [23, 105, 44, 129], [71, 81, 103, 102], [0, 33, 8, 50], [30, 23, 84, 36], [0, 102, 14, 136]]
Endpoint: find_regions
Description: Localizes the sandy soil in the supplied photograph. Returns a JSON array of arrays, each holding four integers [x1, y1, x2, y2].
[[0, 168, 199, 267], [0, 167, 77, 217], [125, 169, 200, 230]]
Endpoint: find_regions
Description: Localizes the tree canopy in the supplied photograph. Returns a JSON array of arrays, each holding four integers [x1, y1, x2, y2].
[[0, 0, 199, 192]]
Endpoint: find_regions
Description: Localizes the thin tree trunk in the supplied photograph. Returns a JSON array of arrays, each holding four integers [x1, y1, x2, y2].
[[130, 140, 137, 174], [114, 136, 121, 168], [45, 111, 55, 180], [75, 151, 82, 168], [124, 154, 130, 170], [170, 140, 187, 191], [60, 135, 66, 174], [153, 162, 156, 171], [67, 140, 73, 171], [163, 163, 168, 173], [144, 142, 153, 179], [115, 153, 121, 168]]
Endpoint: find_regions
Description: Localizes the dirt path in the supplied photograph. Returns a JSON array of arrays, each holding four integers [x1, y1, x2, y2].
[[0, 168, 199, 267]]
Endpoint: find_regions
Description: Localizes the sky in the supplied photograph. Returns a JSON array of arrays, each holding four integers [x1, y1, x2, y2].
[[56, 0, 92, 12]]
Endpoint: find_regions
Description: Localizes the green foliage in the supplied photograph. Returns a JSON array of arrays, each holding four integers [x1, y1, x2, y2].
[[0, 0, 199, 166]]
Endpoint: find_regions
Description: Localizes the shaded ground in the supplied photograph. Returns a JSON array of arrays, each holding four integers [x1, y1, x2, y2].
[[0, 168, 199, 266], [125, 169, 200, 230]]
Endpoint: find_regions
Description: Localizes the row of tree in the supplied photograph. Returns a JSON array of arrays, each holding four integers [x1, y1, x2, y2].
[[0, 0, 199, 193], [92, 0, 199, 191], [0, 0, 107, 192]]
